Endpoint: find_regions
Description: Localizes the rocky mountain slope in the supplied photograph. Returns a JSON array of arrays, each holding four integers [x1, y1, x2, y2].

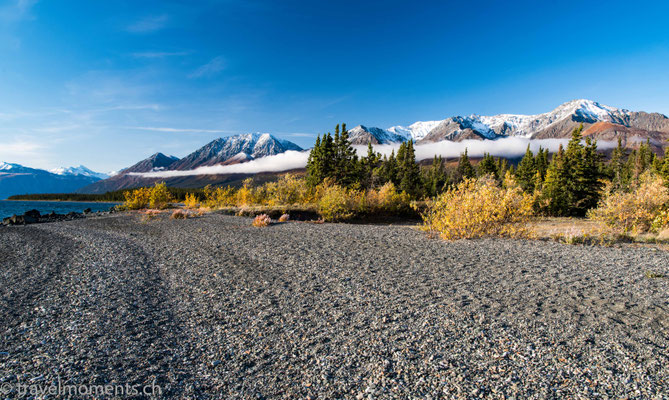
[[349, 100, 669, 149], [78, 134, 303, 193]]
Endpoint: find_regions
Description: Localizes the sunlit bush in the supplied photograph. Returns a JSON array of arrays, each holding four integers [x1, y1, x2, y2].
[[588, 172, 669, 233], [123, 187, 152, 210], [235, 178, 256, 206], [264, 174, 311, 206], [203, 185, 236, 208], [148, 182, 174, 210], [252, 213, 272, 227], [362, 182, 411, 214], [183, 193, 199, 209], [278, 213, 290, 222], [420, 176, 534, 240], [317, 179, 360, 222]]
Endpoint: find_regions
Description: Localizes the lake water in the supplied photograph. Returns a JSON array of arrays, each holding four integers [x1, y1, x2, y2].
[[0, 200, 121, 219]]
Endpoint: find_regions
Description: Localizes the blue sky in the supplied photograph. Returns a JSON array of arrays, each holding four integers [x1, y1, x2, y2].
[[1, 0, 668, 172]]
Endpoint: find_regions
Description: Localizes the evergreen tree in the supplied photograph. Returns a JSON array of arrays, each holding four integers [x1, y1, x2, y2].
[[608, 138, 629, 191], [515, 145, 536, 192], [578, 137, 603, 214], [535, 147, 549, 182], [306, 135, 323, 187], [422, 155, 448, 197], [454, 149, 475, 183], [398, 140, 421, 197], [477, 152, 499, 180], [360, 142, 381, 188], [541, 145, 573, 216]]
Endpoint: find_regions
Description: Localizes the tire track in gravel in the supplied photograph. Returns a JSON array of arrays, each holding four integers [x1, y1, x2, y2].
[[0, 222, 193, 398]]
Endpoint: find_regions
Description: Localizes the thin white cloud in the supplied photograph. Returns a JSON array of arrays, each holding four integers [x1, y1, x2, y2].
[[369, 138, 619, 161], [126, 14, 169, 33], [0, 0, 37, 21], [127, 126, 233, 134], [0, 138, 45, 160], [131, 51, 189, 59], [188, 56, 225, 79], [132, 150, 310, 178]]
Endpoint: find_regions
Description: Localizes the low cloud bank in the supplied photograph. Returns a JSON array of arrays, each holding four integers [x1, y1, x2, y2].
[[132, 138, 618, 178], [368, 137, 618, 161], [130, 150, 310, 178]]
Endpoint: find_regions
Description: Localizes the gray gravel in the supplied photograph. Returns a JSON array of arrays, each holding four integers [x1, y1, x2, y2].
[[0, 213, 667, 399]]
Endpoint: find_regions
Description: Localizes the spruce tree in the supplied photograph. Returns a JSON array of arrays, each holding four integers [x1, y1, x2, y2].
[[399, 140, 421, 197], [541, 145, 572, 216], [609, 138, 628, 191], [455, 149, 475, 183], [515, 145, 536, 192], [422, 155, 448, 197], [306, 135, 323, 187], [578, 137, 603, 214], [477, 152, 499, 180]]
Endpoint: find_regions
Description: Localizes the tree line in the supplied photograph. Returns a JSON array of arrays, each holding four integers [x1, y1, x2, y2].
[[306, 123, 669, 217]]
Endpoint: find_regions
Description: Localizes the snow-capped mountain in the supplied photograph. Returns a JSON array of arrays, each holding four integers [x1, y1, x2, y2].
[[0, 162, 106, 199], [349, 99, 669, 145], [170, 133, 302, 170], [78, 134, 303, 193], [50, 165, 109, 180], [75, 152, 180, 194]]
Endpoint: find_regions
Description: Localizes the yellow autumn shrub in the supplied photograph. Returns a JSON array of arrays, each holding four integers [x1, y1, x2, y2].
[[588, 171, 669, 233], [264, 174, 311, 206], [183, 192, 199, 209], [317, 179, 360, 221], [148, 182, 174, 209], [420, 176, 534, 240], [362, 182, 411, 214], [123, 187, 152, 210]]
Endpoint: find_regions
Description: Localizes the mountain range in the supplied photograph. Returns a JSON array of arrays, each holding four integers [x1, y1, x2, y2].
[[2, 99, 668, 197], [348, 99, 669, 149], [0, 162, 107, 199], [77, 133, 304, 193]]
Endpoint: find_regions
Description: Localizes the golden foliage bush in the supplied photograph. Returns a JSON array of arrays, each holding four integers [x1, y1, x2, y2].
[[362, 182, 411, 214], [183, 193, 199, 209], [317, 179, 360, 222], [122, 182, 174, 210], [148, 182, 174, 209], [419, 176, 534, 240], [588, 172, 669, 233], [123, 187, 152, 210], [252, 213, 272, 227], [264, 174, 311, 206], [278, 213, 290, 222]]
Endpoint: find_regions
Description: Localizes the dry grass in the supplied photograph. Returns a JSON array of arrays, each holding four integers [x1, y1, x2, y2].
[[252, 214, 272, 227]]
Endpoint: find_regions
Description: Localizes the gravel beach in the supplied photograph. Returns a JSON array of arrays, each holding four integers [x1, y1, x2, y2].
[[0, 213, 667, 399]]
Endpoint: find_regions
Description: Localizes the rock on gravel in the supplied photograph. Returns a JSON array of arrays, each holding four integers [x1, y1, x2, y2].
[[0, 213, 667, 399]]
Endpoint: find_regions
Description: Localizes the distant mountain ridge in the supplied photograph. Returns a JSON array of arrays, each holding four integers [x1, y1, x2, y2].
[[170, 133, 302, 170], [78, 133, 303, 193], [349, 99, 669, 148], [50, 165, 110, 180], [0, 162, 106, 199]]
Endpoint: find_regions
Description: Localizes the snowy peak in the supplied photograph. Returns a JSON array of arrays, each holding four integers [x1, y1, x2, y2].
[[170, 133, 302, 170], [351, 99, 666, 144], [348, 125, 407, 145], [50, 165, 109, 180], [0, 162, 20, 171]]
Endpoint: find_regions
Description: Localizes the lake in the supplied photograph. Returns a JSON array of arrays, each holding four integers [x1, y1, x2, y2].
[[0, 200, 120, 219]]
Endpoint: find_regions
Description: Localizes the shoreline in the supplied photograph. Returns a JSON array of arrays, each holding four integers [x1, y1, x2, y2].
[[2, 199, 121, 203]]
